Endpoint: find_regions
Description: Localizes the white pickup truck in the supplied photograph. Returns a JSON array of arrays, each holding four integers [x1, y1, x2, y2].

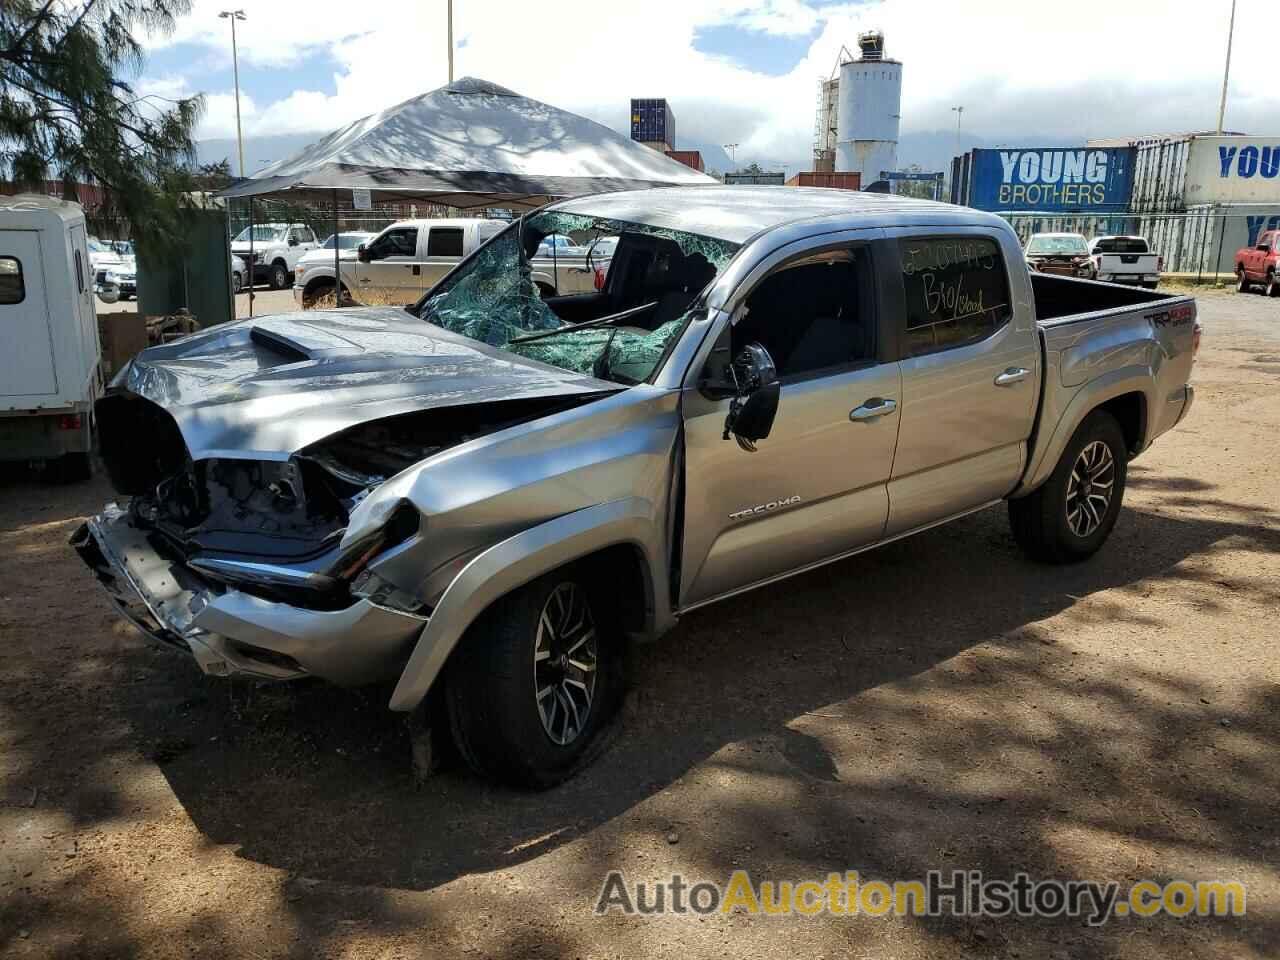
[[230, 223, 320, 291], [293, 218, 612, 308], [1089, 235, 1161, 289]]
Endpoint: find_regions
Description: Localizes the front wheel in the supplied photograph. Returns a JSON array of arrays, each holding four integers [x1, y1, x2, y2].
[[269, 261, 290, 290], [445, 570, 623, 788], [1266, 270, 1279, 298], [1009, 410, 1128, 564]]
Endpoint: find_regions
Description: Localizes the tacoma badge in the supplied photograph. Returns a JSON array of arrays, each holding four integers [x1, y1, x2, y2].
[[729, 495, 802, 521]]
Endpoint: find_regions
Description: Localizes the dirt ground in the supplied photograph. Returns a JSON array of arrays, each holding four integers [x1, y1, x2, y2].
[[2, 290, 1277, 959], [96, 286, 298, 319]]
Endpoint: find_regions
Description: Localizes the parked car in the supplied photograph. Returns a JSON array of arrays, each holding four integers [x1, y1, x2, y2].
[[1235, 228, 1280, 297], [1025, 232, 1094, 278], [1, 194, 102, 481], [74, 187, 1199, 787], [230, 255, 249, 294], [293, 218, 505, 308], [1089, 236, 1161, 289], [230, 223, 319, 290]]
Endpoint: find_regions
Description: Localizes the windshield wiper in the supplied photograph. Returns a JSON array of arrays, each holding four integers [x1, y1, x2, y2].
[[506, 300, 658, 345]]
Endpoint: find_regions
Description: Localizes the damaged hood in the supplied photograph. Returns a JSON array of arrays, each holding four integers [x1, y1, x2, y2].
[[116, 307, 616, 461]]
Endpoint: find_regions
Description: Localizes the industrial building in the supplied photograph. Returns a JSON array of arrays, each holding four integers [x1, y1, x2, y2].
[[812, 31, 901, 188]]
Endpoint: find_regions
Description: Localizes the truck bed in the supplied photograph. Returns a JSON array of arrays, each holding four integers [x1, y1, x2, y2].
[[1030, 272, 1172, 323]]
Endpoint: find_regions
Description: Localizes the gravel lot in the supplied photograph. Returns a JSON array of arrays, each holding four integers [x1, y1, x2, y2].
[[1, 290, 1277, 959], [95, 286, 299, 319]]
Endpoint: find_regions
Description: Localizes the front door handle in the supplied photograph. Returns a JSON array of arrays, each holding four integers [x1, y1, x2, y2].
[[850, 397, 897, 421], [994, 367, 1031, 387]]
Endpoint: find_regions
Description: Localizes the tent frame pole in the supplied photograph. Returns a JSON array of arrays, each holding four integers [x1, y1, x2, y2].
[[333, 189, 341, 309], [248, 197, 255, 318]]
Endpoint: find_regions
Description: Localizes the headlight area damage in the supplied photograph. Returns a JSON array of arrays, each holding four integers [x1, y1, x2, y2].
[[71, 389, 595, 685]]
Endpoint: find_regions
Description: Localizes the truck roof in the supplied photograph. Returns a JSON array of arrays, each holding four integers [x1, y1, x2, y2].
[[0, 193, 86, 230], [548, 186, 1000, 244]]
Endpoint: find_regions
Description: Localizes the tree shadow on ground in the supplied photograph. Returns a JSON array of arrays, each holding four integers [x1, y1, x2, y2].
[[2, 468, 1277, 958]]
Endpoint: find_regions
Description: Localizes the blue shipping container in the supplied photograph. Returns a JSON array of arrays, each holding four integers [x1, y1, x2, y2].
[[966, 147, 1135, 212], [630, 98, 674, 148]]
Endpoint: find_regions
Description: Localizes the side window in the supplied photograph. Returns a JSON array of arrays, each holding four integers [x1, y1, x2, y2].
[[300, 228, 315, 244], [74, 250, 85, 293], [370, 227, 418, 259], [0, 257, 23, 303], [899, 236, 1011, 357], [427, 227, 464, 257], [731, 247, 876, 378]]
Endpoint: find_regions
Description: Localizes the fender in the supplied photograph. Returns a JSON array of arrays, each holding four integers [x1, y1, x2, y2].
[[387, 497, 674, 712], [1015, 366, 1153, 496]]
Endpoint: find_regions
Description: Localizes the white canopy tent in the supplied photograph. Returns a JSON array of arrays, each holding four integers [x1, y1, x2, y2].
[[217, 77, 715, 208]]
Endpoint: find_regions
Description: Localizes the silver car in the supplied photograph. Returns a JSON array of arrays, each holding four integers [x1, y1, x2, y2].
[[74, 187, 1198, 787]]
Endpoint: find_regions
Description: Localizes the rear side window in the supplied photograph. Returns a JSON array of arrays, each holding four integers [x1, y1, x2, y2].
[[427, 227, 464, 257], [0, 257, 23, 304], [899, 237, 1012, 357]]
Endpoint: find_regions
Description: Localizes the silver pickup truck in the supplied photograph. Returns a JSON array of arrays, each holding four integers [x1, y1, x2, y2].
[[73, 187, 1198, 787]]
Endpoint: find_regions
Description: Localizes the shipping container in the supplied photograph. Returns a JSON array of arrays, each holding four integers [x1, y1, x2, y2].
[[629, 98, 675, 150], [1111, 134, 1280, 213], [1139, 203, 1280, 276], [724, 172, 785, 185], [785, 171, 862, 190], [665, 150, 704, 172], [955, 147, 1135, 213]]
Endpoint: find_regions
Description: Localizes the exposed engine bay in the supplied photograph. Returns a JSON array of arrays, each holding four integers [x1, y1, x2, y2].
[[94, 390, 604, 605]]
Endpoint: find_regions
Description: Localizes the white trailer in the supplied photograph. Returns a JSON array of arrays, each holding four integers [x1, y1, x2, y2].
[[0, 194, 102, 481]]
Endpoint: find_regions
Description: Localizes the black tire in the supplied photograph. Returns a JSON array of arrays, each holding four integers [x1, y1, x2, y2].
[[1237, 268, 1250, 294], [269, 261, 290, 290], [445, 568, 624, 788], [1009, 410, 1128, 564], [1266, 270, 1279, 298], [231, 271, 243, 294], [50, 450, 94, 483]]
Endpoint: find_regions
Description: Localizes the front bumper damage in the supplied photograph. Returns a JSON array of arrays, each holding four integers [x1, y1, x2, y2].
[[71, 503, 426, 685]]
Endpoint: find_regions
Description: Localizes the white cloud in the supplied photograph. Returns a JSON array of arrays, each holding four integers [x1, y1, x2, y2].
[[149, 0, 1280, 174]]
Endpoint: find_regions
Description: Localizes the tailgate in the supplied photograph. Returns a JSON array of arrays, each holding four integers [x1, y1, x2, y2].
[[1099, 253, 1158, 273]]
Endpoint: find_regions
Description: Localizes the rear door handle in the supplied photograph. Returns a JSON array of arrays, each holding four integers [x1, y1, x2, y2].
[[850, 398, 897, 421], [994, 367, 1031, 386]]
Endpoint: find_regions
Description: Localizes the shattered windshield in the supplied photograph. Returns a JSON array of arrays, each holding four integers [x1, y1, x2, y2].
[[416, 211, 739, 385]]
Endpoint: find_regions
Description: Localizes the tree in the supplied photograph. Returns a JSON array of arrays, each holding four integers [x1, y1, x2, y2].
[[0, 0, 203, 241]]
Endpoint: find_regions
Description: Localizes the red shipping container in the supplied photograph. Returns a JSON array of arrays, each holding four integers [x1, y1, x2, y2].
[[785, 171, 862, 190], [664, 150, 704, 172]]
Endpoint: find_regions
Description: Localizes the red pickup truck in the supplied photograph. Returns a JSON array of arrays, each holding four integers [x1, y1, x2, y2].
[[1236, 229, 1280, 297]]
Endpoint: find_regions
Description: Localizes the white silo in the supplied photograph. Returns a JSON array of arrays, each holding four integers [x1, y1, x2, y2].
[[835, 31, 902, 186]]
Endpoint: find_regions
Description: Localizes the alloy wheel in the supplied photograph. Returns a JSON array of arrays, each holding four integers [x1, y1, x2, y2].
[[532, 582, 598, 746], [1066, 440, 1115, 538]]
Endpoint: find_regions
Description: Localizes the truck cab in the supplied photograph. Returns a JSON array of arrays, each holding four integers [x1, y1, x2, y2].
[[294, 218, 506, 308], [1236, 229, 1280, 297], [230, 223, 319, 291], [0, 195, 102, 480]]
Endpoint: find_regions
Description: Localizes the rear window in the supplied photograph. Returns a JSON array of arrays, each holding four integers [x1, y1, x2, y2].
[[1093, 237, 1148, 254], [1026, 235, 1088, 256], [0, 257, 23, 304], [427, 227, 465, 257]]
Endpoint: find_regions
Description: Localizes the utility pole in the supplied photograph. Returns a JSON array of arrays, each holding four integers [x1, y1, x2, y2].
[[219, 10, 247, 178], [447, 0, 454, 82], [951, 105, 964, 158], [1216, 0, 1236, 134]]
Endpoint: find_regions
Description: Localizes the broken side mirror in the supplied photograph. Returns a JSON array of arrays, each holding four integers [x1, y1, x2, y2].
[[721, 343, 779, 450]]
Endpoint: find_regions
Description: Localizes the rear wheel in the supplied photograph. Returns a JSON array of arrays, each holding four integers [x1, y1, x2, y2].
[[1237, 268, 1250, 293], [445, 569, 623, 788], [1009, 411, 1127, 564]]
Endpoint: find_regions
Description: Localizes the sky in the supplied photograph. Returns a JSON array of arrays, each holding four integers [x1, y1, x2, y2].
[[137, 0, 1280, 176]]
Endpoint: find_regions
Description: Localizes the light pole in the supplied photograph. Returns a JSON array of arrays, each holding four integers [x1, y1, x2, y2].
[[1216, 0, 1236, 134], [723, 143, 738, 166], [446, 0, 454, 83], [219, 10, 247, 178], [951, 105, 964, 157]]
